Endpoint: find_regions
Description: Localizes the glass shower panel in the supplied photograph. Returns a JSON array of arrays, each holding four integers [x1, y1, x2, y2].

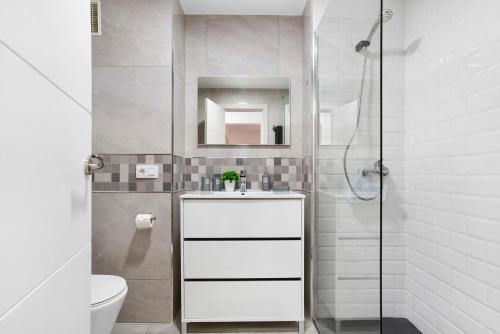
[[380, 0, 407, 328], [314, 0, 383, 333]]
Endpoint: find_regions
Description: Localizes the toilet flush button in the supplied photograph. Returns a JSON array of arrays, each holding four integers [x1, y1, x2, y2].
[[136, 164, 159, 179]]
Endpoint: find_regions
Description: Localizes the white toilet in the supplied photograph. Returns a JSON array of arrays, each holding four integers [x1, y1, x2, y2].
[[91, 275, 128, 334]]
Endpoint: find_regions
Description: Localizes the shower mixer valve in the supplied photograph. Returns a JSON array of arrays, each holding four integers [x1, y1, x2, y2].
[[361, 160, 390, 178]]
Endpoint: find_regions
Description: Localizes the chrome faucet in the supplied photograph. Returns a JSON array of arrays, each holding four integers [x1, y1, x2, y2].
[[362, 160, 390, 178], [240, 170, 247, 192]]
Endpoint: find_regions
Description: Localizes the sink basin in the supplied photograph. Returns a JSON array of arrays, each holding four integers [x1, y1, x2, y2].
[[181, 190, 305, 199]]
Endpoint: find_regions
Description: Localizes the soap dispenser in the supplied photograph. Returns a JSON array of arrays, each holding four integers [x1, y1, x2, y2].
[[262, 168, 271, 191], [240, 170, 247, 192]]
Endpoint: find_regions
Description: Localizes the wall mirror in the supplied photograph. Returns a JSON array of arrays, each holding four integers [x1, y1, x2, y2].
[[197, 77, 291, 146]]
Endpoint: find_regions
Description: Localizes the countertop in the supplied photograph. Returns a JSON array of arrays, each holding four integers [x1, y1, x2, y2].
[[180, 190, 305, 199]]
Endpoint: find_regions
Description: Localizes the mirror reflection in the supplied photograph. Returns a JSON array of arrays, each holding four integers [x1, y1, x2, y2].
[[197, 77, 291, 146]]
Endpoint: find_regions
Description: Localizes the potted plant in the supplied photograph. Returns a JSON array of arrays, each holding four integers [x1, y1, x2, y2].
[[221, 170, 239, 192]]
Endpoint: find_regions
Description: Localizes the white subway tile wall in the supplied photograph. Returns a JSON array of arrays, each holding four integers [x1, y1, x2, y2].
[[316, 0, 500, 331], [404, 0, 500, 332]]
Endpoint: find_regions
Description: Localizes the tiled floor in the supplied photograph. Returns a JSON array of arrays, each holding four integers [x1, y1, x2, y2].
[[313, 318, 422, 334], [112, 320, 318, 334], [112, 323, 177, 334]]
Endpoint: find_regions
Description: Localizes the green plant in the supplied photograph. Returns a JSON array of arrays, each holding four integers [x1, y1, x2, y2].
[[221, 170, 239, 183]]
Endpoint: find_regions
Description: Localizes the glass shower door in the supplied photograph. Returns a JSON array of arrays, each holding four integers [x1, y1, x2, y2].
[[314, 1, 383, 333]]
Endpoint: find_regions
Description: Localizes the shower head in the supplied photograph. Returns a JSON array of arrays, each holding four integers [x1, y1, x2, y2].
[[355, 9, 395, 52], [381, 9, 394, 23]]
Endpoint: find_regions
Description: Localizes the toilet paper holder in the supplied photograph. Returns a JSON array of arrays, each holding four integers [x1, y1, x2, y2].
[[135, 213, 156, 229]]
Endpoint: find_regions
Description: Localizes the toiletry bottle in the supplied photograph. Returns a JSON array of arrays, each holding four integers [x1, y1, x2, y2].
[[262, 168, 271, 191], [240, 170, 247, 192], [200, 176, 211, 191], [213, 176, 221, 191]]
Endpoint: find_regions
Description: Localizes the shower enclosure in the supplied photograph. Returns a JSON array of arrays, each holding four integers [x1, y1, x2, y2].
[[313, 0, 409, 333], [313, 0, 500, 333]]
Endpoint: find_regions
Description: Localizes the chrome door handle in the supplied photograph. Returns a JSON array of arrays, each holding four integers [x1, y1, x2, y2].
[[84, 154, 104, 175]]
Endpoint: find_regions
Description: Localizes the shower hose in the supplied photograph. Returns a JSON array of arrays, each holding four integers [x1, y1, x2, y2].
[[342, 47, 379, 201]]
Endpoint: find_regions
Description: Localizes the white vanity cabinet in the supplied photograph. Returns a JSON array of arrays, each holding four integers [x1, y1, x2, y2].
[[180, 192, 305, 334]]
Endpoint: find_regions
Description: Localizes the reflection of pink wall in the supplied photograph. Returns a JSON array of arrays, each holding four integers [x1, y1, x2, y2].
[[225, 124, 261, 144]]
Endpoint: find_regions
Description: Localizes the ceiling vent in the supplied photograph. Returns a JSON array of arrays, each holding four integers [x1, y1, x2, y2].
[[90, 0, 101, 35]]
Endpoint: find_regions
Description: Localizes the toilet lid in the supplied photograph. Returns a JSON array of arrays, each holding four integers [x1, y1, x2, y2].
[[91, 275, 127, 306]]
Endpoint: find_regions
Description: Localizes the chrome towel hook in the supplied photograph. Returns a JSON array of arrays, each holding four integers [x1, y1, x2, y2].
[[84, 154, 104, 175]]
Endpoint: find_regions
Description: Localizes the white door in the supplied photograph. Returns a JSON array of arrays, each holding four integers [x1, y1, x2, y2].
[[205, 98, 226, 144], [0, 1, 92, 333]]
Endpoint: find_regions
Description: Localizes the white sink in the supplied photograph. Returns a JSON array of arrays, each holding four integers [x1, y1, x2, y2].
[[181, 190, 305, 199]]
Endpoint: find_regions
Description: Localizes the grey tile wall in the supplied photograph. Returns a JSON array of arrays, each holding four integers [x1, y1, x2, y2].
[[206, 16, 279, 76], [92, 0, 183, 325], [279, 16, 303, 79], [92, 0, 173, 67], [171, 193, 182, 326], [92, 192, 172, 323], [92, 67, 172, 154], [117, 279, 172, 323], [170, 3, 185, 321]]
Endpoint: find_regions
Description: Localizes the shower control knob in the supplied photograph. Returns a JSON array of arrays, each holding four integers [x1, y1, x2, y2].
[[361, 160, 390, 178]]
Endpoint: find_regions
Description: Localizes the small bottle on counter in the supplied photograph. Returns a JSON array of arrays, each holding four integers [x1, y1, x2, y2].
[[212, 176, 221, 191], [262, 168, 271, 191], [200, 176, 211, 191], [240, 170, 247, 192]]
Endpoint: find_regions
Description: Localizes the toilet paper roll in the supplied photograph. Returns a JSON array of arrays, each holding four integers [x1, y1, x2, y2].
[[135, 213, 156, 230]]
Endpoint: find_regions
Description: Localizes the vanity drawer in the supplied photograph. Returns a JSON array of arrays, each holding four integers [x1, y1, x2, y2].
[[182, 199, 302, 238], [184, 240, 301, 278], [183, 280, 302, 321]]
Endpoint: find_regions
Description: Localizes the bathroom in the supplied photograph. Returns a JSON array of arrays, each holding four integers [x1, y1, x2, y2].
[[1, 0, 500, 333]]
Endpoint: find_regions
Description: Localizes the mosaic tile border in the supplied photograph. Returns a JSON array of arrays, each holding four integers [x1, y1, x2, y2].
[[92, 154, 173, 192], [183, 157, 303, 191], [173, 155, 185, 191], [92, 155, 310, 193], [302, 155, 313, 192]]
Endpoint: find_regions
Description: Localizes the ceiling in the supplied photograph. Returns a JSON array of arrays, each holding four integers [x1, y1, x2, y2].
[[179, 0, 307, 15]]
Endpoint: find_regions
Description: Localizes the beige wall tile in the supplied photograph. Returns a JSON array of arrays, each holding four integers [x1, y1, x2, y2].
[[279, 16, 303, 79], [185, 16, 207, 84], [206, 16, 279, 76], [93, 67, 172, 154], [173, 0, 185, 80], [92, 193, 172, 280], [171, 192, 183, 322], [147, 323, 179, 334], [173, 71, 186, 156], [117, 279, 172, 323], [92, 0, 173, 67], [112, 323, 150, 334]]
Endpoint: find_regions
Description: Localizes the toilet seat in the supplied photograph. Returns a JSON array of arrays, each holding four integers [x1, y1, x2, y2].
[[91, 275, 127, 308]]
